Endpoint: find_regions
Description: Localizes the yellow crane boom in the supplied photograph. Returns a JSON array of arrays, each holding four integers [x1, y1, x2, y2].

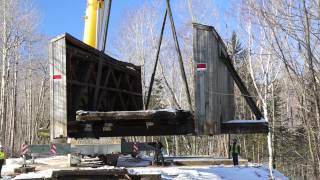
[[83, 0, 104, 48]]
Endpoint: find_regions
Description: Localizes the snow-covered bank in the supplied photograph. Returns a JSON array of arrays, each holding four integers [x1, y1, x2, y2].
[[1, 156, 288, 180], [129, 165, 288, 180]]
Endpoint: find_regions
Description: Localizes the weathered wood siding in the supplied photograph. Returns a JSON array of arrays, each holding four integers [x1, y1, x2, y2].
[[50, 34, 143, 139], [71, 110, 194, 137], [193, 23, 235, 135], [50, 35, 68, 140]]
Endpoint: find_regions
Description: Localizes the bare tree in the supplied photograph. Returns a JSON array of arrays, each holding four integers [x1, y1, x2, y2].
[[0, 0, 48, 155]]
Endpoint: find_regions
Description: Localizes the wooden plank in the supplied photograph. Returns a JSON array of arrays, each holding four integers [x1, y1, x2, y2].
[[69, 110, 194, 137], [173, 158, 248, 166], [50, 36, 68, 139], [221, 121, 268, 134], [193, 28, 201, 134], [52, 169, 161, 180], [49, 34, 54, 141], [14, 167, 36, 174], [76, 110, 186, 121]]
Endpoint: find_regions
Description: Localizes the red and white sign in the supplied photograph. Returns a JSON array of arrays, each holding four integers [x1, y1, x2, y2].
[[133, 143, 139, 153], [197, 63, 207, 71], [53, 74, 62, 79], [51, 144, 57, 154], [21, 143, 29, 155]]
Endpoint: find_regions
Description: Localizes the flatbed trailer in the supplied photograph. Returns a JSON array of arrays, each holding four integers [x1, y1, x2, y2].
[[51, 169, 161, 180], [22, 141, 158, 166]]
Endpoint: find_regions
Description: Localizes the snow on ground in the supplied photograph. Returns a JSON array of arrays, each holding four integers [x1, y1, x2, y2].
[[1, 156, 288, 180], [117, 155, 151, 167], [128, 165, 288, 180], [14, 170, 53, 180], [1, 158, 24, 179], [2, 156, 70, 179]]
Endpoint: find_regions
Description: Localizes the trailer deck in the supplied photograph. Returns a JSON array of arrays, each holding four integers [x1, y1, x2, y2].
[[51, 169, 160, 180], [71, 109, 194, 137]]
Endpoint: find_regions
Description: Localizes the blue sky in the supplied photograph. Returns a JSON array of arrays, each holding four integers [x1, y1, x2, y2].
[[36, 1, 234, 39], [36, 0, 237, 58], [36, 0, 145, 40]]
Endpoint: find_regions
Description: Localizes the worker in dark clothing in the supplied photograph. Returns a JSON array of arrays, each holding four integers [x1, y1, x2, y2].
[[153, 141, 164, 166], [0, 145, 6, 178], [230, 138, 240, 166]]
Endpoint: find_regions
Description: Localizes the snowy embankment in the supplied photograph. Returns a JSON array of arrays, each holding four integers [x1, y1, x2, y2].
[[128, 165, 288, 180], [2, 156, 288, 180]]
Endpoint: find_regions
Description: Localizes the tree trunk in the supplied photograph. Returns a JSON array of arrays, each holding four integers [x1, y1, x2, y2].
[[0, 0, 8, 145]]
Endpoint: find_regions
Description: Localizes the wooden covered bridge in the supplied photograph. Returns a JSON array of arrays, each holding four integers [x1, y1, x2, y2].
[[49, 23, 267, 139]]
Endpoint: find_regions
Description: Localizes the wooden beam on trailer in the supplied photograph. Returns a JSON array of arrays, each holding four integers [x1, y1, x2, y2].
[[221, 120, 268, 134], [52, 169, 161, 180], [76, 109, 187, 121], [69, 109, 194, 137]]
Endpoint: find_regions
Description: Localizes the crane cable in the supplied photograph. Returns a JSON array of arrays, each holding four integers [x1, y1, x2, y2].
[[145, 10, 168, 109], [165, 0, 193, 111], [146, 0, 193, 112], [101, 0, 112, 52]]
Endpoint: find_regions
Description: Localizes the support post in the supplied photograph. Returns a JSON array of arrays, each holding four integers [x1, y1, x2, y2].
[[22, 155, 26, 167], [67, 138, 72, 167], [31, 154, 35, 164]]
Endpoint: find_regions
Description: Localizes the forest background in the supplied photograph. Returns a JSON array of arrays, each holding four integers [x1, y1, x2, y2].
[[0, 0, 319, 179]]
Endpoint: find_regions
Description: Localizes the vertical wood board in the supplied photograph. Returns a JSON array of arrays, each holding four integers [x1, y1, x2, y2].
[[193, 23, 235, 135]]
